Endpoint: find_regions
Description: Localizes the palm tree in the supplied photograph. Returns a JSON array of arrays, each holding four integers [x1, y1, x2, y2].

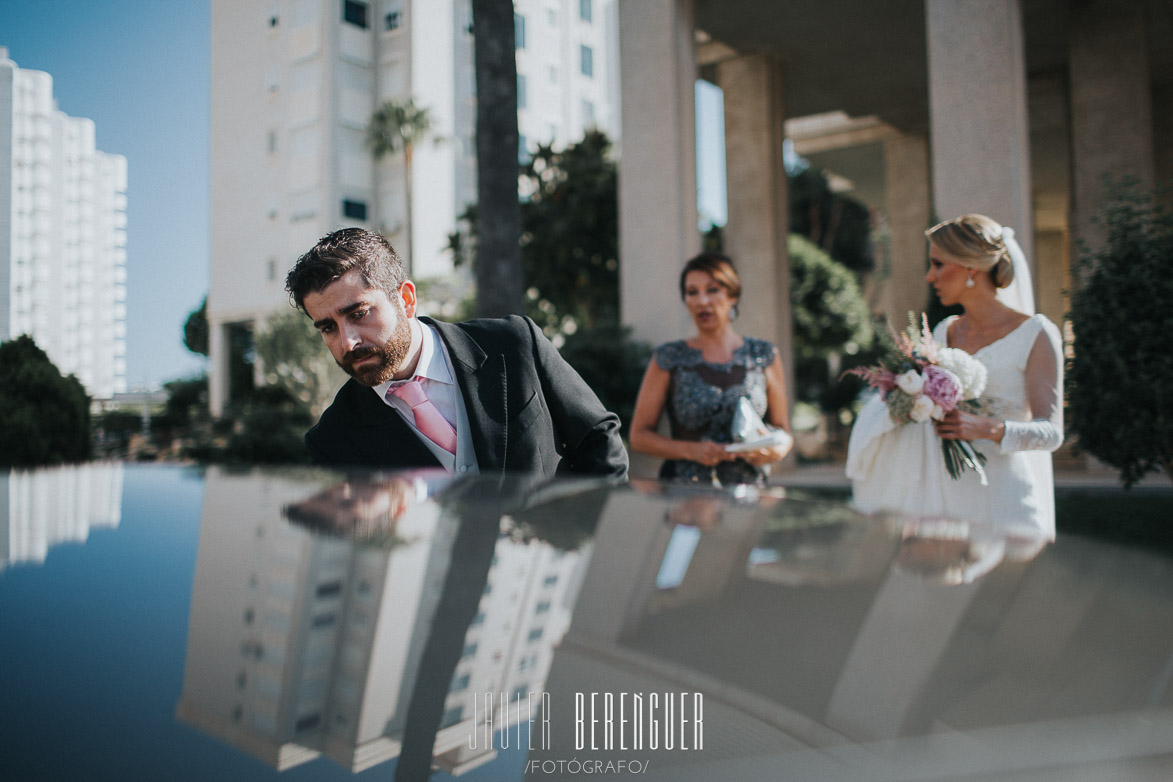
[[367, 97, 433, 271]]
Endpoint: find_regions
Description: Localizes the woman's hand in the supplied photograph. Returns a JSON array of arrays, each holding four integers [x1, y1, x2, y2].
[[736, 441, 791, 466], [934, 408, 1005, 444], [689, 439, 737, 467]]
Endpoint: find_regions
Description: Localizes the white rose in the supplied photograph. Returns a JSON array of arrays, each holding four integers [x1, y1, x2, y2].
[[896, 370, 925, 396], [910, 394, 935, 423], [931, 403, 946, 421]]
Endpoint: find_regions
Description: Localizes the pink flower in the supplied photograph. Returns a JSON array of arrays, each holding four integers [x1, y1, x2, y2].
[[922, 365, 962, 411], [873, 369, 897, 394]]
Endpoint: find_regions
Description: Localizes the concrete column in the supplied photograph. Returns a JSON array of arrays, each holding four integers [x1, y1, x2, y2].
[[716, 55, 794, 415], [1069, 0, 1155, 258], [618, 0, 699, 345], [881, 133, 932, 326], [208, 320, 229, 417], [926, 0, 1033, 263]]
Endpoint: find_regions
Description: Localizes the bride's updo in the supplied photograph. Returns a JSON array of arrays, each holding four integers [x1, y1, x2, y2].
[[925, 214, 1015, 289]]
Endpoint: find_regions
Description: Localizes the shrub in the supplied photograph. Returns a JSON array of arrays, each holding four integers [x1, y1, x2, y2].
[[557, 324, 652, 440], [1067, 181, 1173, 486], [788, 234, 874, 413], [220, 385, 314, 465], [0, 336, 91, 466]]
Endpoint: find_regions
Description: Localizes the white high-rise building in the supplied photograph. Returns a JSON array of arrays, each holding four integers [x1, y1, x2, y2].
[[208, 0, 617, 415], [0, 462, 124, 573], [178, 469, 588, 774], [0, 48, 128, 400]]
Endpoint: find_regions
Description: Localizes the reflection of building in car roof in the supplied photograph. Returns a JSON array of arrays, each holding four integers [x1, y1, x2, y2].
[[177, 468, 593, 774]]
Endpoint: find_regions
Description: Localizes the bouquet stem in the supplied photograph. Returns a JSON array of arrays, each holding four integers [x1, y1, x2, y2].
[[942, 439, 988, 484]]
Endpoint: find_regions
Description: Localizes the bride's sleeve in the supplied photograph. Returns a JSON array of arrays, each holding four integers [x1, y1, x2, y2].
[[1000, 318, 1064, 453]]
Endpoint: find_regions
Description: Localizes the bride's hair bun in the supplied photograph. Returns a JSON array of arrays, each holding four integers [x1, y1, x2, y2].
[[991, 253, 1015, 288], [926, 213, 1014, 285]]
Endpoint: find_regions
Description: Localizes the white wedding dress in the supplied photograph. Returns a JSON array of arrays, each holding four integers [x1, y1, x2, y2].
[[846, 314, 1064, 538]]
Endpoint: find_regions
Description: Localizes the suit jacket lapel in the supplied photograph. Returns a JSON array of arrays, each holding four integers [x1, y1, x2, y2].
[[423, 317, 508, 473], [348, 380, 442, 468]]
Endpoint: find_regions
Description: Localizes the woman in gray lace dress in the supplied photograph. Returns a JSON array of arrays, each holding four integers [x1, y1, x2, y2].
[[629, 253, 791, 486]]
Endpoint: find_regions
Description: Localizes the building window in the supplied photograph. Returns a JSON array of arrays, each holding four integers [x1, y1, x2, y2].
[[384, 10, 401, 30], [515, 13, 526, 48], [267, 258, 277, 281], [580, 0, 592, 23], [450, 672, 471, 691], [517, 74, 527, 110], [582, 99, 595, 127], [311, 613, 337, 628], [316, 580, 343, 597], [343, 0, 369, 28], [269, 14, 279, 27], [342, 199, 368, 220], [527, 627, 543, 642], [462, 642, 478, 658], [267, 130, 278, 155], [295, 713, 321, 733], [547, 7, 557, 25], [543, 574, 558, 587], [518, 134, 530, 164], [535, 600, 550, 614], [580, 44, 593, 77], [518, 654, 537, 672]]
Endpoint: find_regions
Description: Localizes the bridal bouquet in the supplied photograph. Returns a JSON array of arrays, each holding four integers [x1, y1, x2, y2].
[[848, 314, 989, 481]]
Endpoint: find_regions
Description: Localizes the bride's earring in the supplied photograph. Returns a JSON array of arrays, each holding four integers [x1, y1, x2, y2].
[[966, 273, 975, 289]]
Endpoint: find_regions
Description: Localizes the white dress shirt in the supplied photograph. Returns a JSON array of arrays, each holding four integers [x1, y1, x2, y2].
[[374, 321, 480, 475]]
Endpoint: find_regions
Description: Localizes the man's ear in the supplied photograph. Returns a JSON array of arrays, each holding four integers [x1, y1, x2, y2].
[[398, 280, 418, 318]]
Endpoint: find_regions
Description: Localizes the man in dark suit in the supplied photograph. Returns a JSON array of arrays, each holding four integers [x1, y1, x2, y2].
[[285, 228, 628, 479]]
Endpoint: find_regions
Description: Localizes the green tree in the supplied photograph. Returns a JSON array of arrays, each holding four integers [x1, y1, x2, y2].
[[789, 167, 875, 274], [450, 130, 620, 337], [93, 410, 142, 459], [162, 375, 209, 427], [447, 131, 649, 434], [367, 97, 433, 271], [471, 0, 523, 316], [1068, 182, 1173, 486], [220, 385, 314, 465], [183, 296, 209, 356], [557, 324, 652, 439], [0, 335, 91, 466], [788, 234, 874, 411], [253, 310, 342, 418]]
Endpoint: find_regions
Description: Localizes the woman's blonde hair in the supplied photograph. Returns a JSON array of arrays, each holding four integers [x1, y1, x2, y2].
[[925, 214, 1015, 288]]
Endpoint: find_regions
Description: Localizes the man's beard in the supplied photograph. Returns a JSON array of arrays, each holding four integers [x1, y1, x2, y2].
[[338, 311, 413, 386]]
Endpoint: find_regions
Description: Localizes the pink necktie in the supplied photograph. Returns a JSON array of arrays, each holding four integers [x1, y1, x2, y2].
[[389, 377, 458, 454]]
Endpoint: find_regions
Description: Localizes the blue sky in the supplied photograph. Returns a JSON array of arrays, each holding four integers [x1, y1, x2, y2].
[[1, 0, 210, 389]]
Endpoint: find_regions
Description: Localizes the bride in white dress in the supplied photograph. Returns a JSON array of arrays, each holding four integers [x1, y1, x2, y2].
[[846, 214, 1064, 538]]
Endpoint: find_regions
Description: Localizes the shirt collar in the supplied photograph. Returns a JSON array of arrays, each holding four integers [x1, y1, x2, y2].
[[374, 320, 453, 399]]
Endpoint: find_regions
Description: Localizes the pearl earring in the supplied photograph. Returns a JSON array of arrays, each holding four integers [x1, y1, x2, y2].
[[966, 274, 975, 289]]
